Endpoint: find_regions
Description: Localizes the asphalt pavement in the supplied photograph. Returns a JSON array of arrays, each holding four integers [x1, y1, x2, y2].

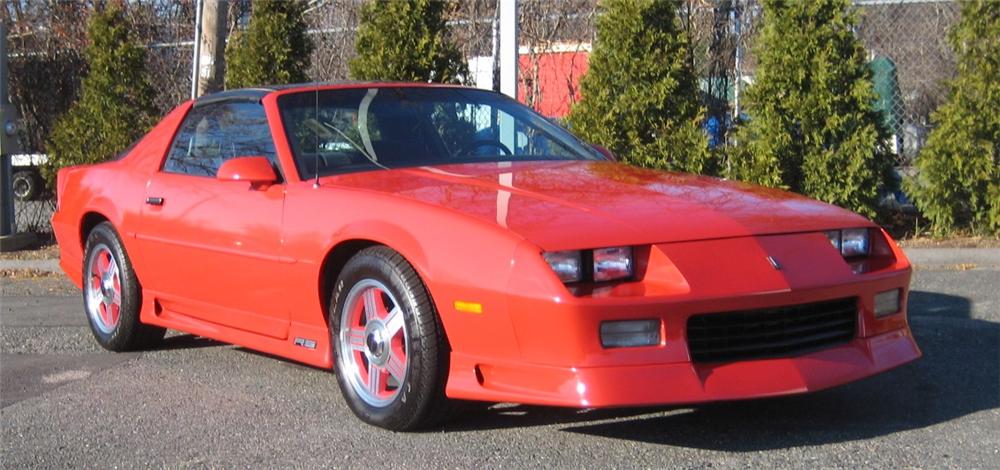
[[1, 249, 998, 468]]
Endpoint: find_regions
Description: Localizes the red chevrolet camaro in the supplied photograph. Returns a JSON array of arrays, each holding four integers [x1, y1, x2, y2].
[[53, 83, 921, 430]]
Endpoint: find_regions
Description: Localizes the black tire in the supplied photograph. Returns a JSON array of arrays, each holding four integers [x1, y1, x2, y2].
[[330, 246, 451, 431], [12, 170, 40, 201], [83, 222, 166, 351]]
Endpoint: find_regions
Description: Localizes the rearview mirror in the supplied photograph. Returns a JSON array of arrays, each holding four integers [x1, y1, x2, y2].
[[591, 144, 617, 162], [217, 156, 278, 187]]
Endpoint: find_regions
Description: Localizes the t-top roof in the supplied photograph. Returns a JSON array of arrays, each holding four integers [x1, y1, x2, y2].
[[192, 81, 469, 108]]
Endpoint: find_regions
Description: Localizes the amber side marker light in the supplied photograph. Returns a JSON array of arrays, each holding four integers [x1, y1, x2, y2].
[[454, 301, 483, 314], [874, 289, 902, 317]]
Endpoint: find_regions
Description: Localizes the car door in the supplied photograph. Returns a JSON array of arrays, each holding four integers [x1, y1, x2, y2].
[[134, 101, 290, 339]]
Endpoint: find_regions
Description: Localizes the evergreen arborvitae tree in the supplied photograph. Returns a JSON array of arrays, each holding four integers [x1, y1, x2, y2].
[[728, 0, 893, 218], [566, 0, 710, 173], [349, 0, 467, 83], [44, 4, 155, 185], [907, 0, 999, 235], [225, 0, 313, 88]]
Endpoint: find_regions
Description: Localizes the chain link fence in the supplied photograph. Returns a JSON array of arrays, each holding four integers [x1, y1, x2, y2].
[[3, 0, 961, 237], [854, 0, 960, 162], [684, 0, 960, 165]]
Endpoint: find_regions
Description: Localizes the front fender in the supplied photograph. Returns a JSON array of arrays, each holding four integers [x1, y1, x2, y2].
[[281, 183, 530, 366], [329, 219, 431, 277]]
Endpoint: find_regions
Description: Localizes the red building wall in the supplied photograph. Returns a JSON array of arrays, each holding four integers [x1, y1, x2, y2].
[[517, 49, 590, 118]]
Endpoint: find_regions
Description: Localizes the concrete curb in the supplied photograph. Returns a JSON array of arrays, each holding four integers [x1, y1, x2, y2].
[[1, 248, 998, 275]]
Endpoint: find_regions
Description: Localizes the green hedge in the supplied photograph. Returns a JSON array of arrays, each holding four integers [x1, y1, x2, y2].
[[907, 0, 999, 236], [350, 0, 467, 84], [566, 0, 710, 173], [726, 0, 894, 219], [44, 5, 155, 186], [225, 0, 313, 89]]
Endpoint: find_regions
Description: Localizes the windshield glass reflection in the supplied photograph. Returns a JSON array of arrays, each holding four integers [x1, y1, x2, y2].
[[278, 87, 602, 178]]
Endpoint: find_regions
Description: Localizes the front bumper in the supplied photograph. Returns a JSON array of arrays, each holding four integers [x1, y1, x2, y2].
[[448, 327, 920, 407], [443, 231, 921, 407]]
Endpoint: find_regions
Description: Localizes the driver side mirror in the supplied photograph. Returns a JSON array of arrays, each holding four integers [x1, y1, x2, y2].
[[591, 144, 617, 162], [217, 156, 279, 187]]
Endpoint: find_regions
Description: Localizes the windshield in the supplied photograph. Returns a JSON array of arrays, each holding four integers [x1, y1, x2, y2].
[[278, 86, 603, 178]]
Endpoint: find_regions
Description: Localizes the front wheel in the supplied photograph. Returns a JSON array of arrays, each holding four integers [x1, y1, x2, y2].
[[330, 246, 451, 431]]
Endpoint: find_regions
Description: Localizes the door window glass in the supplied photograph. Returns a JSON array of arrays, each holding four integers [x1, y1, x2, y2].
[[164, 102, 278, 177]]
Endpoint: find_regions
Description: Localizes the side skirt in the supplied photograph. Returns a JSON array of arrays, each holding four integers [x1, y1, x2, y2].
[[138, 290, 334, 370]]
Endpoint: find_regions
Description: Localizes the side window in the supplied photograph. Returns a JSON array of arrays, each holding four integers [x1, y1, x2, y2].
[[220, 102, 279, 166], [164, 102, 278, 177]]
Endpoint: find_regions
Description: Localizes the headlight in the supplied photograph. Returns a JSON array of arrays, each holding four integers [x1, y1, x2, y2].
[[593, 246, 634, 282], [826, 228, 870, 258], [543, 246, 634, 284], [543, 250, 583, 283]]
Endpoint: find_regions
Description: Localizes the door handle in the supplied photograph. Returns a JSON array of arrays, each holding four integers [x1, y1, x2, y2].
[[145, 197, 164, 206]]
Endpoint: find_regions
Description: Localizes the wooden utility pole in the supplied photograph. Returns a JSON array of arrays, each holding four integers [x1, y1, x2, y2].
[[198, 0, 228, 96]]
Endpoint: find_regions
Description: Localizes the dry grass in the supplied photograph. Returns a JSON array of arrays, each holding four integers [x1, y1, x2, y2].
[[898, 236, 1000, 249], [0, 244, 59, 261], [0, 268, 63, 279], [914, 262, 979, 271], [912, 263, 980, 271]]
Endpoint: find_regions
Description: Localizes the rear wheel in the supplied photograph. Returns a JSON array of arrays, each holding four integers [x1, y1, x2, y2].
[[330, 246, 450, 431], [83, 222, 165, 351]]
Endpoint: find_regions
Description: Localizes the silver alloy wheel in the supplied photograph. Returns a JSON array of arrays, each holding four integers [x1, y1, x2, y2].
[[85, 243, 122, 334], [338, 278, 409, 408]]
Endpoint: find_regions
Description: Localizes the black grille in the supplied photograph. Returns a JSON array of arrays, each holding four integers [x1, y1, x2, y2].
[[686, 297, 858, 363]]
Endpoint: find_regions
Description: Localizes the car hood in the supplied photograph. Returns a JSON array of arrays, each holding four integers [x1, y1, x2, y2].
[[325, 161, 871, 250]]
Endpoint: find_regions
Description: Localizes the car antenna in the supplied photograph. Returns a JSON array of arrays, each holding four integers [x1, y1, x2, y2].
[[313, 89, 321, 189]]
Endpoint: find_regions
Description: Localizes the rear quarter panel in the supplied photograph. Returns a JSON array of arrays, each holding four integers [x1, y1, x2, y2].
[[52, 103, 191, 288]]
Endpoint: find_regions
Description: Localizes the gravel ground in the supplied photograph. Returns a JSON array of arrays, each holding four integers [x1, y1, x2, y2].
[[1, 258, 998, 468]]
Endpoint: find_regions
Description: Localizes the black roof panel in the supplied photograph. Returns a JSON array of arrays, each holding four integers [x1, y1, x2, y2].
[[192, 88, 273, 108], [193, 81, 474, 107]]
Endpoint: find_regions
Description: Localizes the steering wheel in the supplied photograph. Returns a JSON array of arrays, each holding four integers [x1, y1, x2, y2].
[[455, 139, 513, 157]]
